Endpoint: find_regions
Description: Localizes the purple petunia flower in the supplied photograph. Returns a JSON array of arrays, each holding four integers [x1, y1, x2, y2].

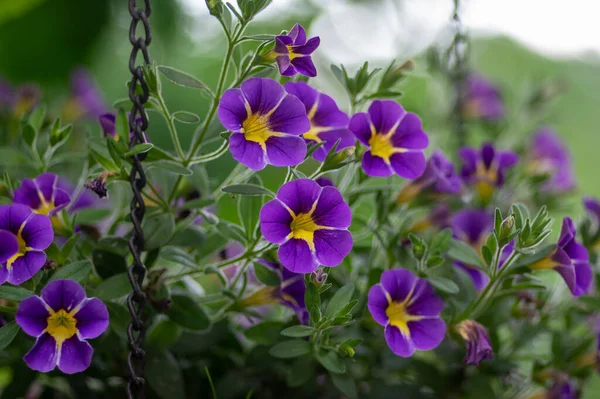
[[456, 320, 493, 366], [98, 112, 146, 143], [284, 82, 354, 162], [530, 217, 592, 296], [463, 73, 504, 121], [218, 78, 310, 171], [14, 173, 71, 216], [349, 100, 429, 179], [266, 24, 320, 77], [368, 269, 446, 357], [260, 179, 352, 273], [397, 150, 461, 204], [528, 127, 576, 193], [0, 204, 53, 285], [64, 68, 106, 120], [459, 143, 518, 201], [16, 279, 109, 374]]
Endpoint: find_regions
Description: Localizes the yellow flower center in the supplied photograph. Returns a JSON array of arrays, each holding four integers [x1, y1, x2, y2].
[[290, 212, 319, 243], [368, 119, 405, 164], [530, 255, 559, 270], [35, 196, 55, 216], [6, 225, 28, 270], [385, 300, 422, 336], [46, 309, 78, 345], [286, 46, 300, 60], [240, 101, 284, 151]]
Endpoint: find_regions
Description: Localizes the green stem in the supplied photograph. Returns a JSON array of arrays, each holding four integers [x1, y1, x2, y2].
[[156, 93, 186, 161]]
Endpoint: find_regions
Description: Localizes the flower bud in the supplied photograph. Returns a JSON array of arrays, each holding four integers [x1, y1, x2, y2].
[[310, 268, 328, 286], [85, 172, 110, 199], [456, 320, 493, 366]]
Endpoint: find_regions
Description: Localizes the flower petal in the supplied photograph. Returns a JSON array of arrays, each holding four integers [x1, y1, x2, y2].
[[384, 325, 415, 357], [218, 88, 247, 132], [293, 36, 320, 55], [407, 318, 446, 351], [368, 100, 406, 134], [41, 279, 86, 313], [8, 251, 46, 285], [362, 151, 393, 177], [268, 94, 310, 135], [291, 56, 317, 78], [368, 284, 389, 326], [57, 336, 93, 374], [389, 151, 427, 179], [16, 295, 50, 337], [289, 24, 307, 45], [276, 178, 321, 215], [312, 187, 352, 228], [278, 238, 318, 273], [0, 204, 31, 234], [13, 179, 41, 210], [74, 298, 109, 339], [313, 229, 352, 266], [33, 173, 57, 204], [390, 113, 428, 150], [24, 333, 58, 373], [380, 269, 417, 303], [455, 263, 490, 291], [229, 133, 267, 171], [260, 199, 293, 244], [284, 82, 317, 112], [0, 230, 18, 263], [451, 209, 493, 244], [574, 261, 592, 296], [21, 213, 53, 250], [265, 135, 307, 167], [241, 78, 285, 115], [348, 112, 371, 145], [407, 279, 444, 316]]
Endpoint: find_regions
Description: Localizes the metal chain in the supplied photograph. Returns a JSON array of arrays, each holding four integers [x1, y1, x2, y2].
[[449, 0, 469, 148], [126, 1, 152, 398]]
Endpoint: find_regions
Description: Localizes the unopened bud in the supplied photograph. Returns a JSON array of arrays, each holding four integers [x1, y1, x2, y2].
[[310, 268, 328, 286], [499, 215, 515, 241], [85, 171, 110, 199]]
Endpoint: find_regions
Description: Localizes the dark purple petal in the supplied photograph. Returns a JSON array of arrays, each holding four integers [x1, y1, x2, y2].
[[384, 325, 414, 357], [74, 298, 109, 339], [584, 197, 600, 221], [362, 151, 393, 177], [276, 55, 294, 76], [574, 261, 592, 296], [315, 177, 334, 187], [284, 82, 318, 112], [229, 133, 267, 171], [13, 179, 41, 210], [406, 279, 444, 316], [274, 36, 293, 53], [348, 112, 371, 145], [24, 333, 59, 373], [35, 173, 58, 203], [289, 24, 307, 45], [311, 93, 349, 127], [278, 238, 318, 273], [260, 199, 293, 244], [0, 204, 31, 234], [241, 78, 285, 115], [407, 318, 446, 351], [554, 261, 576, 295], [291, 56, 317, 78], [451, 209, 493, 244], [458, 320, 493, 365], [368, 100, 406, 135], [564, 240, 589, 262], [312, 187, 352, 228], [314, 128, 355, 161], [267, 93, 310, 135], [368, 284, 390, 326], [99, 113, 117, 137], [293, 37, 320, 55], [481, 143, 495, 169], [390, 113, 428, 150], [458, 147, 478, 179], [380, 269, 417, 303], [265, 135, 307, 167], [389, 152, 427, 179], [41, 279, 86, 313], [8, 251, 46, 285], [16, 295, 50, 337], [218, 88, 247, 132], [21, 213, 53, 250], [57, 336, 93, 374], [0, 230, 18, 263], [313, 229, 352, 266], [70, 68, 106, 117], [558, 217, 576, 248], [276, 179, 321, 215]]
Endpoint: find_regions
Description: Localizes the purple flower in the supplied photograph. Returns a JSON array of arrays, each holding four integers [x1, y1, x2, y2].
[[0, 204, 53, 285], [349, 100, 429, 178], [463, 73, 504, 120], [528, 127, 575, 193], [16, 279, 109, 374], [456, 320, 493, 365], [397, 150, 461, 204], [547, 379, 576, 399], [218, 78, 310, 171], [13, 173, 71, 216], [459, 143, 518, 201], [259, 179, 352, 273], [368, 269, 446, 357], [64, 68, 106, 120], [530, 217, 592, 296], [315, 176, 335, 187], [267, 24, 320, 77], [584, 197, 600, 222], [98, 112, 146, 143], [284, 82, 355, 162]]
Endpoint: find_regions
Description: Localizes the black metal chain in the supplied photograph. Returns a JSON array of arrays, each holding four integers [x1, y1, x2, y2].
[[449, 0, 469, 148], [126, 1, 152, 398]]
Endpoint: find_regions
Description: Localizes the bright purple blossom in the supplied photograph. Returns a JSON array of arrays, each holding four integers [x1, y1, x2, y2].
[[284, 82, 354, 162], [463, 73, 504, 120], [368, 269, 446, 357], [0, 204, 53, 285], [218, 78, 310, 171], [16, 279, 109, 374], [267, 24, 320, 77], [349, 100, 429, 178], [65, 68, 106, 119], [459, 143, 518, 201], [259, 179, 352, 273], [528, 127, 575, 193], [315, 176, 335, 187], [14, 173, 71, 216], [457, 320, 493, 366], [530, 217, 592, 296]]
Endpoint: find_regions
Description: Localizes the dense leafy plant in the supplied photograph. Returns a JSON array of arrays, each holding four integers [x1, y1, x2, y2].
[[0, 1, 598, 398]]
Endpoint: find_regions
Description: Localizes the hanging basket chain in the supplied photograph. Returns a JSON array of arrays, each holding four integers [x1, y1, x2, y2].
[[450, 0, 469, 147], [126, 0, 152, 398]]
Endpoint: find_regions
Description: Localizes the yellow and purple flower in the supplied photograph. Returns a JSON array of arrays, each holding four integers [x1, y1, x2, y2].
[[456, 320, 493, 366], [218, 78, 310, 171], [530, 217, 592, 296], [0, 204, 53, 285], [266, 24, 320, 77], [63, 68, 106, 121], [463, 73, 504, 121], [16, 279, 109, 374], [284, 82, 355, 162], [349, 100, 429, 178], [528, 127, 575, 193], [13, 173, 71, 216], [368, 269, 446, 357], [259, 179, 352, 273]]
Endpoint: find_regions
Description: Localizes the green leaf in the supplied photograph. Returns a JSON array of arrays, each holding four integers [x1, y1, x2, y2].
[[116, 108, 130, 141], [269, 339, 311, 359], [75, 208, 111, 224], [146, 351, 186, 399], [222, 184, 275, 197], [49, 260, 92, 283], [172, 111, 201, 124], [124, 143, 154, 157], [0, 285, 33, 301], [426, 275, 459, 294], [304, 282, 321, 324], [324, 283, 354, 319], [315, 349, 345, 374], [28, 105, 46, 131], [330, 372, 357, 399], [161, 247, 198, 269], [147, 319, 182, 350], [147, 161, 193, 176], [22, 123, 37, 148], [244, 321, 286, 344], [167, 294, 211, 330], [430, 228, 452, 254], [238, 178, 264, 241], [89, 148, 119, 172], [0, 322, 20, 351], [94, 273, 131, 300], [158, 66, 212, 94], [143, 213, 176, 250], [447, 239, 486, 270], [106, 302, 129, 339], [243, 34, 274, 41], [254, 262, 280, 286], [280, 325, 314, 337], [216, 220, 247, 244], [106, 137, 124, 168], [578, 296, 600, 311]]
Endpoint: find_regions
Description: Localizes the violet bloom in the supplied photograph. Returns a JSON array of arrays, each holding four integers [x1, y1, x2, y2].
[[315, 176, 335, 187], [530, 217, 592, 296], [64, 68, 106, 120], [266, 24, 320, 77], [397, 150, 461, 204], [463, 73, 504, 121], [459, 143, 518, 201], [14, 173, 71, 216], [218, 78, 310, 171], [547, 379, 576, 399], [528, 127, 575, 193], [260, 179, 352, 273], [0, 204, 53, 285], [584, 197, 600, 222], [284, 82, 355, 162], [16, 279, 109, 374], [456, 320, 493, 366], [349, 100, 429, 178], [98, 112, 146, 143], [368, 269, 446, 357]]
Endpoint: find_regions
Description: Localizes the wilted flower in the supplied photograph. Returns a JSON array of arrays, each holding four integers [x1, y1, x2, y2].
[[368, 268, 446, 357], [349, 100, 429, 178], [459, 143, 518, 201], [84, 172, 109, 199], [528, 127, 575, 193], [265, 24, 320, 77], [0, 204, 53, 285], [396, 150, 461, 204], [284, 82, 355, 162], [456, 320, 493, 365], [13, 173, 71, 216], [530, 217, 592, 296], [463, 73, 504, 120], [218, 77, 310, 171], [16, 279, 109, 373], [259, 179, 352, 273], [63, 68, 106, 120]]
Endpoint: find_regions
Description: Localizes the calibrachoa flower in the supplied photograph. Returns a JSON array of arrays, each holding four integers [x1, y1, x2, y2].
[[16, 279, 109, 374], [456, 320, 493, 366], [218, 78, 310, 171], [14, 173, 71, 216], [368, 269, 446, 357], [459, 143, 518, 201], [463, 73, 504, 120], [528, 127, 575, 193], [284, 82, 354, 161], [530, 217, 592, 296], [584, 197, 600, 222], [0, 204, 53, 285], [265, 24, 320, 77], [396, 150, 461, 204], [63, 68, 106, 120], [349, 100, 429, 178], [98, 112, 146, 143], [260, 179, 352, 273]]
